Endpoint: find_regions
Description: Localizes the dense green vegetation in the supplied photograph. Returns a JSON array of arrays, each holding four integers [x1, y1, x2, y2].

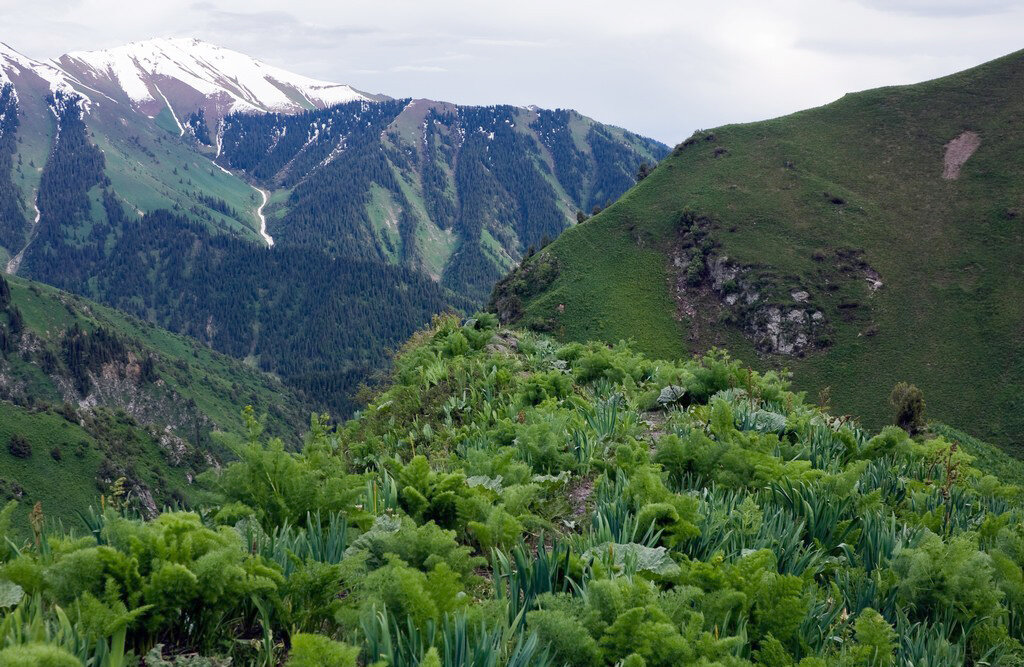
[[0, 272, 307, 529], [496, 49, 1024, 451], [2, 313, 1022, 665]]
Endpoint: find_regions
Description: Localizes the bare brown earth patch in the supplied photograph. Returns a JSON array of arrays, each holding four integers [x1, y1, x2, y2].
[[641, 410, 668, 446], [568, 476, 595, 517], [942, 131, 981, 180]]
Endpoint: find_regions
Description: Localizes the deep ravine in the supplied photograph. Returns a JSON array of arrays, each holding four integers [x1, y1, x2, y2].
[[5, 192, 41, 275]]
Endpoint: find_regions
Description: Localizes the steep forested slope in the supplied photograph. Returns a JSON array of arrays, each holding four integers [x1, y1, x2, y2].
[[0, 272, 306, 527], [495, 49, 1024, 450], [219, 100, 666, 300], [0, 84, 25, 254], [24, 207, 470, 417], [0, 314, 1022, 665]]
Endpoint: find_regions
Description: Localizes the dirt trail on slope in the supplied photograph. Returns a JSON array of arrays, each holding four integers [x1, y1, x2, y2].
[[942, 131, 981, 180]]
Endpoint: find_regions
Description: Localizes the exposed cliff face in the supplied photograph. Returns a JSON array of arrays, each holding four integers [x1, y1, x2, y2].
[[0, 274, 307, 527], [53, 352, 212, 436], [669, 213, 829, 358]]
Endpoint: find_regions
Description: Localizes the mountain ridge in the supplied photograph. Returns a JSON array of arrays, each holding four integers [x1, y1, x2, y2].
[[493, 47, 1024, 450], [0, 41, 79, 97], [57, 38, 385, 123]]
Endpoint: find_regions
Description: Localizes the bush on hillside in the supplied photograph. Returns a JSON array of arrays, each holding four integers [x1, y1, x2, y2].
[[890, 381, 926, 434], [7, 435, 30, 459]]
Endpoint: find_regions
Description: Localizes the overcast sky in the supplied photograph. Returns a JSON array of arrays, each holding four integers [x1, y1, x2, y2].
[[2, 0, 1023, 143]]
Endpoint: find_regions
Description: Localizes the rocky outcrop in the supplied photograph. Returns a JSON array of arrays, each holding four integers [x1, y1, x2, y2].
[[53, 353, 211, 435], [158, 427, 190, 466], [748, 306, 821, 356], [670, 211, 826, 357], [711, 257, 824, 356]]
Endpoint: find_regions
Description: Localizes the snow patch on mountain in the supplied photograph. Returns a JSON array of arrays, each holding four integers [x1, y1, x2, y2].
[[0, 41, 87, 102], [153, 84, 184, 136], [62, 44, 153, 103]]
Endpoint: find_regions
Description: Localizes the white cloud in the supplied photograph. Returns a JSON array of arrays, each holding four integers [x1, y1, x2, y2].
[[1, 0, 1022, 143], [850, 0, 1017, 16], [390, 65, 447, 73], [464, 38, 550, 48]]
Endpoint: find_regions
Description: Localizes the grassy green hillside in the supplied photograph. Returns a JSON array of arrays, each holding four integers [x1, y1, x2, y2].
[[496, 49, 1024, 452], [0, 273, 308, 528], [0, 401, 194, 535]]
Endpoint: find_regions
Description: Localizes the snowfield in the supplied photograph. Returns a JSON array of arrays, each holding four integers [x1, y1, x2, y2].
[[59, 38, 373, 113], [0, 41, 87, 101]]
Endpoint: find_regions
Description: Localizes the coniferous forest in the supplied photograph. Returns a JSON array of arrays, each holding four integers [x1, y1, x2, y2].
[[28, 206, 467, 416], [0, 84, 25, 252], [2, 87, 664, 415]]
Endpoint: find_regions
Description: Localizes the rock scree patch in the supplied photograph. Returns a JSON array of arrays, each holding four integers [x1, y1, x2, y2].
[[943, 130, 981, 180]]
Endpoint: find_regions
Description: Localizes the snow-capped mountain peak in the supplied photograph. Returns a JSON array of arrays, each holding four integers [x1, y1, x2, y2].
[[56, 38, 380, 120]]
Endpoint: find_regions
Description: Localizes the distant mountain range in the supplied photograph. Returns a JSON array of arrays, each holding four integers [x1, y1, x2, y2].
[[0, 37, 667, 414]]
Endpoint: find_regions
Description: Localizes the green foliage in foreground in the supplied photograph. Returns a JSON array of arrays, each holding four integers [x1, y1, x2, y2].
[[1, 314, 1023, 666]]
